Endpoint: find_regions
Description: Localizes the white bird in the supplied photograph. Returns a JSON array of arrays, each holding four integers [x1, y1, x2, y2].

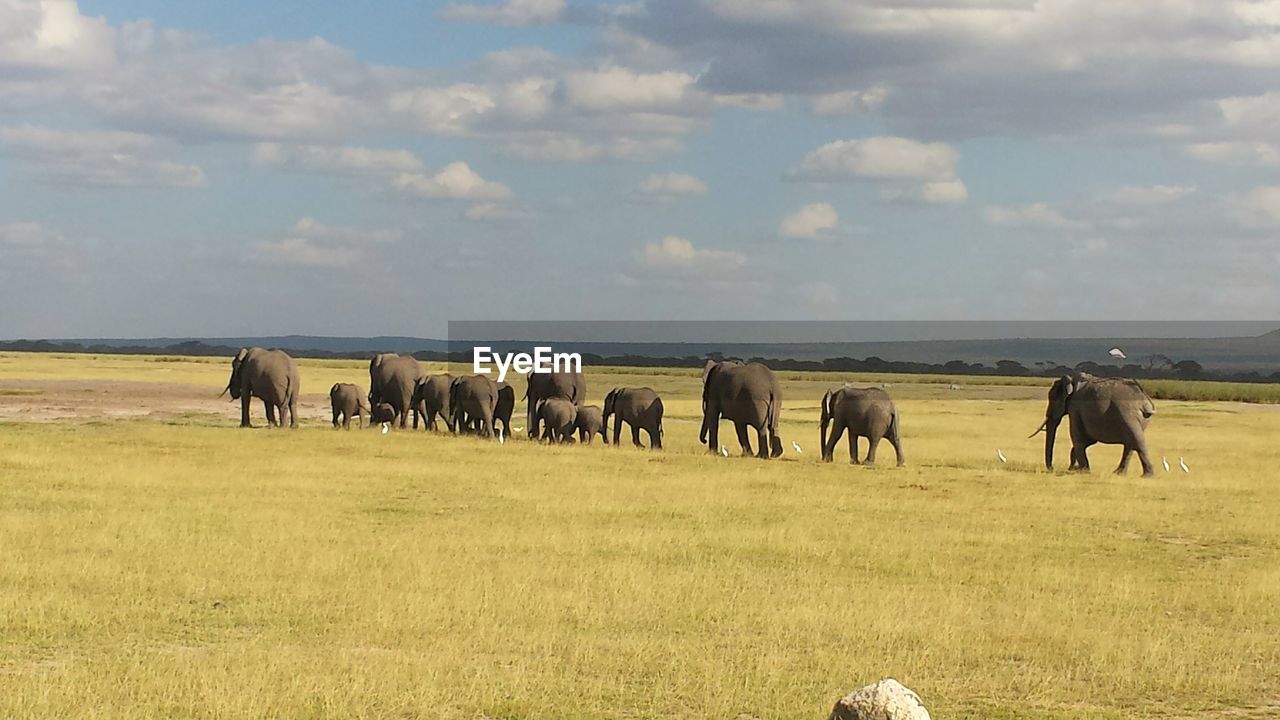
[[497, 429, 505, 445], [1109, 347, 1127, 360], [381, 422, 389, 434], [792, 441, 802, 454], [997, 449, 1007, 463], [512, 426, 523, 433], [1162, 457, 1170, 473], [720, 445, 729, 457], [1179, 457, 1190, 473]]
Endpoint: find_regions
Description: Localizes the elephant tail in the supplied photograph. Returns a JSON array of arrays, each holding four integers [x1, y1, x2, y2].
[[330, 383, 340, 395], [819, 389, 833, 455], [888, 405, 901, 445]]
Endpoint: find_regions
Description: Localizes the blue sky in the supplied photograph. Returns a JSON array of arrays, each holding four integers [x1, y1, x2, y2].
[[2, 0, 1279, 338]]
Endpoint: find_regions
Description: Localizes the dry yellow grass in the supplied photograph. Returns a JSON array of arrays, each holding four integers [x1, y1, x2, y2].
[[1, 352, 1278, 719]]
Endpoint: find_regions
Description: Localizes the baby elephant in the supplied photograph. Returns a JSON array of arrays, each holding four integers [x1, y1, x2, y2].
[[536, 398, 578, 443], [330, 383, 371, 429], [573, 405, 608, 445], [369, 402, 397, 427], [820, 385, 903, 465]]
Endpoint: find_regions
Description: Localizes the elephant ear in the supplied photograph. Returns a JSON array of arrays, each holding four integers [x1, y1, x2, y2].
[[234, 347, 249, 363], [701, 359, 718, 384]]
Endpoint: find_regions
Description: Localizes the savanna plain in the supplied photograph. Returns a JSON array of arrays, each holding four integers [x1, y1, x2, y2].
[[1, 352, 1278, 720]]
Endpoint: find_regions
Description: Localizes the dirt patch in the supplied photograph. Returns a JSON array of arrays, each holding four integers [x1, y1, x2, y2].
[[0, 379, 336, 425]]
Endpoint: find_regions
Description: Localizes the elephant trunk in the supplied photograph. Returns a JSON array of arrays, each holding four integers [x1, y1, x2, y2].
[[1043, 417, 1061, 470]]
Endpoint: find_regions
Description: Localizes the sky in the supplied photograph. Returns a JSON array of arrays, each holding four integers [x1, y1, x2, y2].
[[2, 0, 1280, 339]]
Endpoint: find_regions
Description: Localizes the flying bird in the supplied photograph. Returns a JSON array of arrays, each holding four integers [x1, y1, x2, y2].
[[1109, 347, 1127, 360], [1162, 457, 1170, 473], [720, 446, 729, 457], [381, 422, 389, 435], [792, 441, 802, 454], [1179, 457, 1190, 473], [997, 449, 1007, 463]]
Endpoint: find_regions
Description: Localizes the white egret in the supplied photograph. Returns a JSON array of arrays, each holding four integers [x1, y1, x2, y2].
[[792, 441, 802, 454], [1179, 457, 1190, 473], [381, 422, 389, 434], [720, 446, 729, 457], [997, 449, 1007, 463], [1162, 457, 1170, 473]]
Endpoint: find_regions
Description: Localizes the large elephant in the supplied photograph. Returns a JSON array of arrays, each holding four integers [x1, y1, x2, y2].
[[536, 398, 578, 443], [369, 354, 424, 429], [602, 387, 663, 449], [456, 382, 515, 438], [450, 375, 500, 438], [413, 374, 453, 431], [700, 360, 782, 459], [819, 385, 903, 465], [525, 370, 587, 439], [573, 405, 607, 445], [330, 382, 370, 430], [221, 347, 299, 428], [1032, 372, 1156, 477]]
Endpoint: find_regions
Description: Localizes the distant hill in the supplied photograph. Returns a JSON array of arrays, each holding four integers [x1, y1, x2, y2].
[[4, 329, 1278, 380]]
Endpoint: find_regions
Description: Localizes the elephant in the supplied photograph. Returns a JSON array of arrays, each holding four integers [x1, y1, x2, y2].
[[450, 375, 500, 438], [413, 374, 453, 431], [221, 347, 299, 428], [330, 382, 370, 429], [699, 359, 782, 459], [535, 398, 578, 443], [370, 402, 396, 426], [1032, 372, 1157, 477], [819, 385, 903, 466], [525, 370, 587, 439], [573, 405, 607, 445], [368, 353, 425, 429], [602, 387, 663, 449], [457, 382, 515, 439]]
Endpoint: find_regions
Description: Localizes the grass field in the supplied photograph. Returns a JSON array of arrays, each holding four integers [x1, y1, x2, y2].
[[1, 352, 1279, 719]]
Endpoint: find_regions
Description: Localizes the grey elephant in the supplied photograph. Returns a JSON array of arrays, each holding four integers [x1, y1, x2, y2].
[[450, 375, 499, 438], [700, 359, 783, 458], [413, 374, 453, 431], [221, 347, 300, 428], [370, 402, 396, 426], [457, 382, 515, 438], [330, 382, 370, 429], [1032, 372, 1156, 477], [573, 405, 607, 445], [535, 398, 578, 443], [602, 387, 663, 449], [525, 370, 587, 439], [368, 353, 424, 429], [819, 385, 904, 465]]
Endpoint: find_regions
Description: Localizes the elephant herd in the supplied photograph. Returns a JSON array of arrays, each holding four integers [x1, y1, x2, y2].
[[224, 348, 1161, 477]]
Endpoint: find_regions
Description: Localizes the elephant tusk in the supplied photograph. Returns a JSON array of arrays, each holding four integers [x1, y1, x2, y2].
[[218, 385, 230, 399], [1028, 420, 1048, 438]]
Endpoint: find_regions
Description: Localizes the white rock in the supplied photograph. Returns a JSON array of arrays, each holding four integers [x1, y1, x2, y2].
[[828, 679, 931, 720]]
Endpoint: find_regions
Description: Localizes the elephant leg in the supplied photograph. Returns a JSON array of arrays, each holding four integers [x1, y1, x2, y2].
[[822, 422, 844, 463], [288, 396, 297, 429], [849, 433, 861, 465], [734, 422, 753, 456], [1076, 440, 1094, 472], [887, 433, 905, 467], [240, 393, 252, 428], [632, 424, 643, 448], [650, 425, 662, 450], [332, 409, 340, 429], [755, 425, 770, 460], [343, 411, 351, 430], [703, 407, 720, 454], [1131, 428, 1155, 478], [264, 401, 277, 427], [865, 433, 881, 465], [1115, 446, 1134, 475]]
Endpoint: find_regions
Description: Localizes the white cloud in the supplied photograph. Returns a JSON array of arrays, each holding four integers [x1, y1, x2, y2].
[[1111, 184, 1196, 206], [639, 172, 708, 196], [392, 162, 512, 201], [439, 0, 565, 26], [1229, 186, 1280, 227], [0, 221, 60, 247], [251, 143, 422, 175], [779, 202, 839, 239], [1184, 141, 1280, 166], [0, 0, 115, 71], [0, 125, 205, 188], [641, 236, 746, 273], [984, 203, 1074, 228], [810, 86, 888, 116], [388, 84, 497, 136], [564, 67, 700, 114], [257, 218, 402, 268], [714, 92, 785, 111], [789, 136, 966, 204]]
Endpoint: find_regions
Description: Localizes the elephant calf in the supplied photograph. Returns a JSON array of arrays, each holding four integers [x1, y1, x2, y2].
[[370, 402, 397, 426], [536, 398, 578, 443], [820, 385, 904, 466], [603, 387, 664, 449], [573, 405, 607, 445], [413, 374, 453, 431], [330, 383, 371, 429]]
